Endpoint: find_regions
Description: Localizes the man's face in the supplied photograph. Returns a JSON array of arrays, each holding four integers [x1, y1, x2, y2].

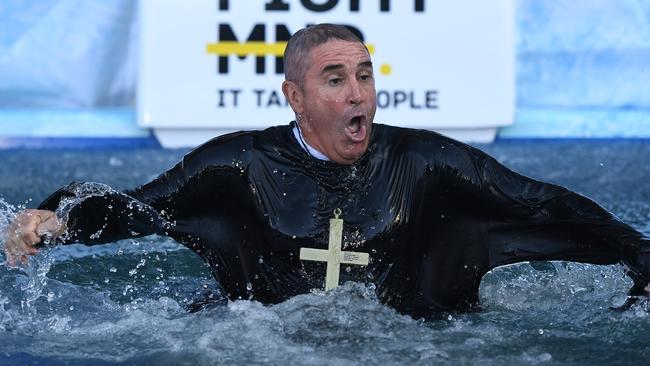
[[285, 40, 377, 165]]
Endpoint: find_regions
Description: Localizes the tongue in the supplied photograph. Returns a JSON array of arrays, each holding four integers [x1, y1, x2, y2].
[[346, 117, 366, 142], [349, 118, 361, 133]]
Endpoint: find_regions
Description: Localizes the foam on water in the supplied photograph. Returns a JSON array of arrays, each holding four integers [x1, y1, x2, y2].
[[2, 230, 650, 366]]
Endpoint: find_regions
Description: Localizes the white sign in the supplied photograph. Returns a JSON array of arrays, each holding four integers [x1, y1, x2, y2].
[[138, 0, 514, 147]]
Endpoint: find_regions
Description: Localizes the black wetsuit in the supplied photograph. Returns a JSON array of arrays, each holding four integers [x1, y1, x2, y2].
[[40, 123, 650, 317]]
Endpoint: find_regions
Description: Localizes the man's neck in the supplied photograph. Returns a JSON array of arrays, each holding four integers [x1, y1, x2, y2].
[[292, 123, 330, 161]]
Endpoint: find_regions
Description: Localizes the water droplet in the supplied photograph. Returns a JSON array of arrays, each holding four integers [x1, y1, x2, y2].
[[258, 256, 264, 264], [47, 292, 55, 302], [109, 157, 124, 166], [345, 266, 352, 273], [69, 306, 75, 311], [246, 282, 253, 291], [129, 269, 137, 276], [109, 267, 117, 273], [117, 249, 124, 256], [538, 329, 544, 335]]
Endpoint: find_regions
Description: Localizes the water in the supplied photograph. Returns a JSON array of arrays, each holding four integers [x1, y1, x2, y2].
[[1, 141, 650, 365]]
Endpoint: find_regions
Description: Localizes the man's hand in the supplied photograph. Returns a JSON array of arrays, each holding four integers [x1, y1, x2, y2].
[[3, 209, 64, 267]]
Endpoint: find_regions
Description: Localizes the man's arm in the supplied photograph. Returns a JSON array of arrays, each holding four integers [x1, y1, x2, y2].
[[36, 181, 169, 245], [476, 152, 650, 294], [3, 131, 254, 265]]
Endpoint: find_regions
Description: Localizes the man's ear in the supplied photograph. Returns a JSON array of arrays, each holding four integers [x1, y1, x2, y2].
[[282, 80, 303, 115]]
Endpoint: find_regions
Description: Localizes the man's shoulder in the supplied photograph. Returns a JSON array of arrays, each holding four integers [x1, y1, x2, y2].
[[373, 123, 467, 151], [372, 123, 485, 165], [181, 124, 291, 164], [189, 124, 290, 154], [199, 124, 290, 147]]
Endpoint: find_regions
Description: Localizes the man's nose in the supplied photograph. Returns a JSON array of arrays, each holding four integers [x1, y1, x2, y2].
[[348, 79, 363, 105]]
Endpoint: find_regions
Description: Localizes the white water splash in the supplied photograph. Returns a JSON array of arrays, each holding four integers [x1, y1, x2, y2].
[[0, 197, 19, 243], [20, 247, 56, 314], [1, 197, 58, 314], [54, 182, 118, 231]]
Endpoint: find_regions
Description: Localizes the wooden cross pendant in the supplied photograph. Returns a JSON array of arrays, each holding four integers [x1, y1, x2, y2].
[[299, 208, 370, 291]]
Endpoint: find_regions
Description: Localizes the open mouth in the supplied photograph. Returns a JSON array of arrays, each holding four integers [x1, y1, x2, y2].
[[345, 115, 367, 142]]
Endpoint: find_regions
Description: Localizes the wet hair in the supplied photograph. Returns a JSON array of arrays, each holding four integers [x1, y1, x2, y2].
[[283, 23, 367, 89]]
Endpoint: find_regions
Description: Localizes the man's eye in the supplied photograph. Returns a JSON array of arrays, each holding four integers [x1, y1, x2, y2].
[[359, 73, 373, 81], [329, 78, 342, 86]]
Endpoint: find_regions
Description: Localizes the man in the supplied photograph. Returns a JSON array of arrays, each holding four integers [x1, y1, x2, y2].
[[4, 24, 650, 318]]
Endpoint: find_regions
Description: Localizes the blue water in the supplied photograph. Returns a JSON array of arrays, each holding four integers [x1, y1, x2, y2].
[[1, 141, 650, 365]]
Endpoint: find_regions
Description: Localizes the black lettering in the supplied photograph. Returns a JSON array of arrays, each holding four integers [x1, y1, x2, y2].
[[216, 89, 242, 107], [219, 0, 229, 11], [409, 91, 422, 109], [275, 24, 293, 74], [217, 89, 226, 107], [217, 23, 266, 74], [253, 89, 264, 107], [267, 90, 282, 107], [265, 0, 290, 11], [415, 0, 424, 12], [376, 91, 389, 108], [425, 90, 438, 109], [231, 89, 241, 107], [350, 0, 390, 11], [393, 91, 407, 107], [301, 0, 339, 12]]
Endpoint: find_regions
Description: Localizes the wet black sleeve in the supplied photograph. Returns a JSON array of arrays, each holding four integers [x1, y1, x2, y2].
[[38, 133, 251, 246], [476, 151, 650, 293], [38, 182, 167, 245]]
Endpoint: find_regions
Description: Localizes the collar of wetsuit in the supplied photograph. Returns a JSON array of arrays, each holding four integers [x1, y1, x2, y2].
[[292, 122, 330, 161]]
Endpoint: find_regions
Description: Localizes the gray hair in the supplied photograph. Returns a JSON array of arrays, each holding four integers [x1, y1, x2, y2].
[[283, 24, 367, 89]]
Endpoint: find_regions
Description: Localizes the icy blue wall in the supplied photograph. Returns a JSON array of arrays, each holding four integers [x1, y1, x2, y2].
[[518, 0, 650, 109], [506, 0, 650, 137], [0, 0, 136, 108], [1, 0, 649, 137]]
